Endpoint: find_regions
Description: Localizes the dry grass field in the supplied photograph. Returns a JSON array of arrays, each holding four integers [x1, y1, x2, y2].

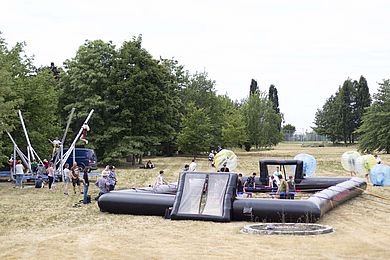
[[1, 143, 390, 259]]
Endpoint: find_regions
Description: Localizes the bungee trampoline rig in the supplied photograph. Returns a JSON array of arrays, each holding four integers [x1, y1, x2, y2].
[[98, 160, 367, 223]]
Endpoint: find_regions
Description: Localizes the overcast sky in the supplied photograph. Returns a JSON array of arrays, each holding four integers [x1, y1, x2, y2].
[[2, 0, 390, 132]]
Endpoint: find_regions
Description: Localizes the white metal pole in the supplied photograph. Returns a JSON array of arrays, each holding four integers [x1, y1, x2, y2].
[[18, 110, 35, 162], [57, 107, 75, 176], [60, 109, 94, 165], [62, 107, 75, 145], [60, 144, 64, 180], [11, 146, 16, 180], [27, 145, 32, 173], [73, 149, 76, 165], [6, 131, 30, 169]]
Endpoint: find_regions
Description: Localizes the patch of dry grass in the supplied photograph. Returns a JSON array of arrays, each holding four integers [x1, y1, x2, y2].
[[1, 143, 390, 259]]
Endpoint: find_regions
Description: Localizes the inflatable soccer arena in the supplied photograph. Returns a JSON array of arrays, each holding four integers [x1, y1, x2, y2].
[[98, 160, 366, 223]]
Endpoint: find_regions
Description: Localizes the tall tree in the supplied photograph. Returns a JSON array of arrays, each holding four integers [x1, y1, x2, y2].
[[353, 76, 371, 134], [249, 79, 258, 96], [60, 37, 182, 163], [337, 79, 355, 144], [243, 91, 282, 149], [0, 34, 60, 163], [268, 84, 280, 114], [357, 79, 390, 153]]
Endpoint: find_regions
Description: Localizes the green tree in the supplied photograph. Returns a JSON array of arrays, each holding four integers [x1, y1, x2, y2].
[[357, 79, 390, 153], [282, 124, 296, 134], [268, 84, 280, 114], [0, 36, 20, 163], [353, 76, 371, 136], [61, 37, 182, 163], [60, 39, 117, 162], [250, 79, 259, 96], [16, 69, 61, 158], [220, 96, 248, 148], [0, 34, 59, 163], [243, 91, 282, 149], [313, 95, 342, 143], [337, 79, 355, 144], [177, 103, 212, 156], [180, 71, 223, 147]]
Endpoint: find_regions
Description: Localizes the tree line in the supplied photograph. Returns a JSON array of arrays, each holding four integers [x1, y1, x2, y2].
[[0, 34, 284, 166], [313, 76, 390, 153]]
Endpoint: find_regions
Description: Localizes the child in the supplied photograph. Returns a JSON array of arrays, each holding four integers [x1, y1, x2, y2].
[[80, 124, 90, 144]]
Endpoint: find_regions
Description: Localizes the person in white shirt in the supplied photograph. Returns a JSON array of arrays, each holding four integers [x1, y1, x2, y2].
[[374, 154, 381, 164], [273, 166, 282, 185], [154, 170, 167, 187], [63, 163, 71, 195], [15, 160, 24, 189], [189, 159, 197, 172]]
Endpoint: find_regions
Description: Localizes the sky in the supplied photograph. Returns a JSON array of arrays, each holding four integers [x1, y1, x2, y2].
[[1, 0, 390, 132]]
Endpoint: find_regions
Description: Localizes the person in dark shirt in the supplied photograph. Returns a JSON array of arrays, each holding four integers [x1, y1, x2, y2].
[[82, 167, 91, 204], [287, 175, 296, 199], [237, 173, 244, 196], [243, 172, 256, 198], [220, 162, 230, 172], [35, 176, 44, 188]]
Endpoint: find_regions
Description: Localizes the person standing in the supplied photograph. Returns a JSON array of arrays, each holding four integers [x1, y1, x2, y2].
[[8, 158, 14, 182], [374, 154, 381, 164], [70, 166, 82, 194], [82, 167, 91, 204], [276, 174, 289, 199], [243, 172, 256, 198], [43, 159, 49, 175], [273, 166, 282, 185], [63, 163, 71, 195], [237, 173, 244, 196], [47, 162, 55, 190], [208, 151, 214, 167], [15, 160, 24, 189], [189, 159, 197, 172], [287, 176, 296, 199], [268, 175, 278, 192], [31, 159, 38, 176]]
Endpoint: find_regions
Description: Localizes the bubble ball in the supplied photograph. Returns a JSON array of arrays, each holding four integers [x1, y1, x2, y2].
[[355, 155, 377, 176], [214, 149, 238, 171], [341, 151, 361, 172], [370, 164, 390, 186], [293, 153, 316, 177]]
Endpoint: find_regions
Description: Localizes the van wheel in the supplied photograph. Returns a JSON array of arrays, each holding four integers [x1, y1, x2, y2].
[[78, 164, 85, 171]]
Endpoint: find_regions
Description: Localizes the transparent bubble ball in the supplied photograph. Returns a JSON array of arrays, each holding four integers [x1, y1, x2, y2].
[[214, 149, 238, 171], [341, 151, 361, 172], [293, 153, 316, 177], [370, 164, 390, 186], [355, 154, 377, 177]]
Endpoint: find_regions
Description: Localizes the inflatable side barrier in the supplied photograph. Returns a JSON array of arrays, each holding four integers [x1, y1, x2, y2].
[[98, 173, 366, 223]]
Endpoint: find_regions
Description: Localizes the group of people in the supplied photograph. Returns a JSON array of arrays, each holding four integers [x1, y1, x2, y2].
[[62, 163, 117, 204], [237, 167, 296, 199]]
